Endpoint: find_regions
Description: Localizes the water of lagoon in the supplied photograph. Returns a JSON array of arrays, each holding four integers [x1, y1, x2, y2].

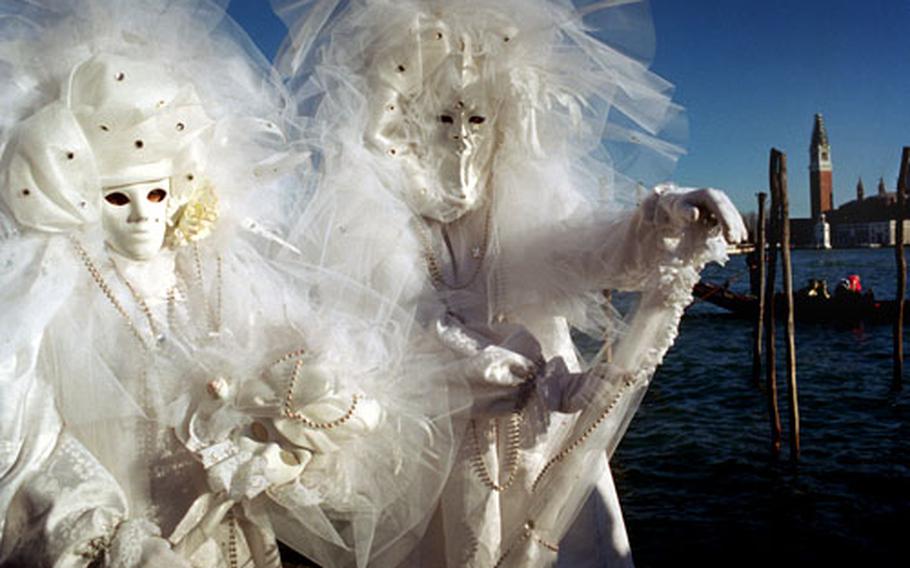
[[612, 248, 909, 567]]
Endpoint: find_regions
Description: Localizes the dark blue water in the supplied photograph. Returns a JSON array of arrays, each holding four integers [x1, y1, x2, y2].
[[613, 249, 910, 567]]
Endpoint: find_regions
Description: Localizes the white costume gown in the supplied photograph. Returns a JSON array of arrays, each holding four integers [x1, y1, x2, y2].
[[0, 2, 459, 567], [273, 0, 744, 566]]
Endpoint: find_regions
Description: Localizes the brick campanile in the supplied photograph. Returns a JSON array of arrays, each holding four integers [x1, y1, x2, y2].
[[809, 113, 833, 219]]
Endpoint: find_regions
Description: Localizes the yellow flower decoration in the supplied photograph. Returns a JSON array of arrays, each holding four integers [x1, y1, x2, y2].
[[168, 178, 219, 248]]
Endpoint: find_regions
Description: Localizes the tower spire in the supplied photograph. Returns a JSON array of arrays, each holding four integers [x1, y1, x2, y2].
[[857, 177, 865, 201], [811, 113, 829, 148]]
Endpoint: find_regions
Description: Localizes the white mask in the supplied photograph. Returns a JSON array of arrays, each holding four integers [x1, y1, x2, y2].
[[399, 89, 495, 223], [369, 39, 499, 223], [101, 178, 170, 260]]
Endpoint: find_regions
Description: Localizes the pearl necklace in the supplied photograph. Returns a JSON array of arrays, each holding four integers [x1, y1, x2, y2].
[[110, 256, 166, 345], [71, 237, 224, 349], [469, 409, 523, 492], [415, 195, 493, 291], [71, 237, 168, 350]]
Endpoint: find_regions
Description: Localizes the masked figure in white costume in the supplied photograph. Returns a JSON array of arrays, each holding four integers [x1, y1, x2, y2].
[[275, 0, 747, 566], [0, 1, 458, 567]]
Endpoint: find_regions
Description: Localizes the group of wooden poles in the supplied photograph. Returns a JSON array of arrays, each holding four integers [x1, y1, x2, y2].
[[751, 149, 800, 459], [750, 147, 909, 461]]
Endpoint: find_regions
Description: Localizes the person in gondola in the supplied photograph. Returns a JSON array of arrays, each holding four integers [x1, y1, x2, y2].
[[799, 278, 830, 300], [836, 275, 863, 299]]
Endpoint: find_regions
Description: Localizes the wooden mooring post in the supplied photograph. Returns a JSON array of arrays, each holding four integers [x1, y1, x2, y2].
[[774, 150, 800, 460], [752, 193, 767, 388], [894, 147, 910, 391], [765, 154, 782, 456]]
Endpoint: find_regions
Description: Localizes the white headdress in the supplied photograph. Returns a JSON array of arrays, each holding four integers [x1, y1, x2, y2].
[[277, 0, 686, 200], [2, 53, 213, 234]]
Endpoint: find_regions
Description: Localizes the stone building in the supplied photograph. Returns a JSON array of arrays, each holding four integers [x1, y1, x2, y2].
[[789, 114, 908, 248], [826, 176, 910, 246]]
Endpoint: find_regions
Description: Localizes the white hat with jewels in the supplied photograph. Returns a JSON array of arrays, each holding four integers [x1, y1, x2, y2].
[[1, 53, 213, 233]]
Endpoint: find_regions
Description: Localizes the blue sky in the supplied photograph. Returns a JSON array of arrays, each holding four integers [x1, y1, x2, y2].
[[227, 0, 910, 218]]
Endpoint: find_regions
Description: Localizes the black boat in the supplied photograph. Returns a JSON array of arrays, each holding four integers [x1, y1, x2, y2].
[[692, 281, 905, 325]]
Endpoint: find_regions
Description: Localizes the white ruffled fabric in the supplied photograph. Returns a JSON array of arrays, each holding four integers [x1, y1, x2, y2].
[[0, 1, 459, 567], [272, 1, 730, 566]]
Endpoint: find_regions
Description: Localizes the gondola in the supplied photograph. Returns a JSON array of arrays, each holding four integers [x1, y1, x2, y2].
[[692, 281, 905, 325]]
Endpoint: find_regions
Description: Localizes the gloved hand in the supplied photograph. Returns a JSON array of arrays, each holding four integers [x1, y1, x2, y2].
[[435, 316, 542, 387], [649, 185, 748, 244], [474, 344, 536, 387]]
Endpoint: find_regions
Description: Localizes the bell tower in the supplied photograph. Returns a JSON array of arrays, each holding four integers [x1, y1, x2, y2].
[[809, 113, 833, 219]]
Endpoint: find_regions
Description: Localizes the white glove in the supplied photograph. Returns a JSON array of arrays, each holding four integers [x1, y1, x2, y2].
[[434, 316, 542, 415], [651, 185, 748, 244], [435, 317, 540, 387], [474, 344, 536, 387], [462, 345, 539, 417]]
